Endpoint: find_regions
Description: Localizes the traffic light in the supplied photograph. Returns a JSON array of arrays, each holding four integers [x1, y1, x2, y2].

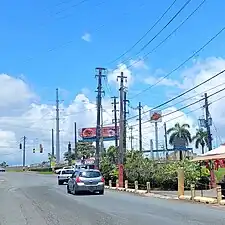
[[19, 143, 22, 149], [68, 142, 71, 151], [33, 148, 35, 153], [40, 144, 43, 153]]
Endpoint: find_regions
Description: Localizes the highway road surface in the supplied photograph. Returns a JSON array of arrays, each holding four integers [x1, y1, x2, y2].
[[1, 172, 225, 225]]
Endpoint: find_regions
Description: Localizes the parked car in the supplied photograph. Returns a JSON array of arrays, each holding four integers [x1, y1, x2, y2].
[[67, 169, 105, 195], [58, 168, 75, 185], [0, 167, 5, 172]]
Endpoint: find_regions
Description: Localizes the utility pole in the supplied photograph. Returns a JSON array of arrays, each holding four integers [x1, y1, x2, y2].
[[55, 88, 60, 163], [74, 122, 77, 159], [138, 102, 143, 151], [129, 126, 134, 150], [204, 93, 215, 188], [68, 142, 72, 166], [100, 105, 104, 155], [95, 67, 106, 169], [111, 96, 119, 147], [155, 122, 159, 159], [117, 71, 127, 188], [51, 129, 54, 157], [22, 136, 26, 169], [204, 93, 212, 151], [150, 139, 154, 159], [123, 91, 129, 153], [164, 122, 168, 160]]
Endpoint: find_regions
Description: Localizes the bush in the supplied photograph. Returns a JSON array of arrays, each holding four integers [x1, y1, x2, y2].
[[29, 167, 52, 172], [100, 149, 210, 190]]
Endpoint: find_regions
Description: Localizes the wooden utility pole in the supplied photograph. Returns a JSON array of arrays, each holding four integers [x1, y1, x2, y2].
[[164, 123, 168, 159], [204, 93, 212, 151], [23, 136, 26, 168], [129, 126, 134, 150], [55, 88, 60, 163], [51, 129, 54, 157], [138, 102, 142, 151], [74, 122, 77, 159], [123, 91, 129, 153], [95, 67, 106, 169], [117, 71, 127, 188], [111, 97, 119, 147]]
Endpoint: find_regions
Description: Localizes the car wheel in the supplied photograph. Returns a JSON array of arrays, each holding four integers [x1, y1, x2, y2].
[[67, 185, 71, 193], [99, 190, 104, 195], [58, 180, 63, 185], [72, 186, 78, 195]]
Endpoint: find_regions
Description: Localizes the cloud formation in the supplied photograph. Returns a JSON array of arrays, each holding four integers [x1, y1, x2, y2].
[[81, 33, 91, 42], [1, 57, 225, 165]]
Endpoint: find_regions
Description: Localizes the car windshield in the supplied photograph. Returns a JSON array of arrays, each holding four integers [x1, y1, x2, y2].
[[79, 171, 101, 178], [62, 170, 74, 174]]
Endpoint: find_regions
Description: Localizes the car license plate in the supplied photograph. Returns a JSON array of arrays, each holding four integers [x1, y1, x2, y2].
[[89, 186, 95, 191]]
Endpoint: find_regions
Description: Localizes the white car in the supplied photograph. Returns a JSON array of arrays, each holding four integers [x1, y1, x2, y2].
[[55, 166, 75, 174], [58, 168, 75, 185]]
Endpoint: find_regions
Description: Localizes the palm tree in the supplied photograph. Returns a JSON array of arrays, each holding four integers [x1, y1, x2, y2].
[[192, 128, 208, 154], [167, 123, 192, 160]]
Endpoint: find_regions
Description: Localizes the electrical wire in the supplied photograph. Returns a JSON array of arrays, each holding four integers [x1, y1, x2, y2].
[[123, 0, 207, 67], [124, 0, 193, 63], [109, 0, 178, 64], [129, 25, 225, 99], [126, 68, 225, 122], [130, 86, 225, 127]]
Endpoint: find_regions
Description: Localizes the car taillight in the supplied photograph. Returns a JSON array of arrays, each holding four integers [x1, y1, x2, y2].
[[101, 177, 105, 182], [76, 177, 81, 183]]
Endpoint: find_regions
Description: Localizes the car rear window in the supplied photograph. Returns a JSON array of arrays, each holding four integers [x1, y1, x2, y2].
[[79, 171, 101, 178], [62, 170, 74, 174]]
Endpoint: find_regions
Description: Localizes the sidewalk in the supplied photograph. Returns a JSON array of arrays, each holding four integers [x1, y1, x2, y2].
[[150, 189, 217, 198]]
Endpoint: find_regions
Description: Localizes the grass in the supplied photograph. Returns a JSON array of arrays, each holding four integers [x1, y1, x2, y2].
[[38, 171, 54, 174], [7, 169, 24, 172], [215, 168, 225, 181]]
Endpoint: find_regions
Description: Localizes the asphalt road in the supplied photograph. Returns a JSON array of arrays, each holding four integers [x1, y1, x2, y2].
[[1, 172, 225, 225]]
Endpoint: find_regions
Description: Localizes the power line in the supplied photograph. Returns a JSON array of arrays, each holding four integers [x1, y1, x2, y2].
[[125, 0, 207, 68], [108, 0, 178, 64], [131, 86, 225, 127], [125, 0, 192, 62], [129, 25, 225, 99], [126, 68, 225, 122]]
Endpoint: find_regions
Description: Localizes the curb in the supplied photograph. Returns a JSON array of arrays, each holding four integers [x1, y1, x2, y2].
[[105, 186, 223, 205], [105, 186, 177, 199]]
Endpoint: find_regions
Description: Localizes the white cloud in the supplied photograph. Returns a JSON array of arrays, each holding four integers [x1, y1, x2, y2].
[[129, 59, 148, 69], [81, 33, 91, 42], [144, 76, 181, 88], [2, 57, 225, 165], [108, 63, 133, 88], [177, 57, 225, 140]]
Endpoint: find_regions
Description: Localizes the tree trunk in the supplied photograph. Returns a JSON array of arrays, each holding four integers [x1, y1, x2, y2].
[[179, 150, 183, 161], [201, 144, 204, 154]]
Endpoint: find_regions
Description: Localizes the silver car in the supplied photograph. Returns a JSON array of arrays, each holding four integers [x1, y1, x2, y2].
[[67, 169, 105, 195]]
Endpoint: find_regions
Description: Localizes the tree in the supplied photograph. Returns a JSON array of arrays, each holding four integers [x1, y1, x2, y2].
[[0, 161, 8, 167], [64, 141, 95, 163], [192, 128, 208, 154], [167, 123, 192, 160]]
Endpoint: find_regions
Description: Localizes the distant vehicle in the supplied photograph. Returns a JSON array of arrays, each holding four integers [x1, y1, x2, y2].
[[75, 164, 95, 170], [0, 167, 6, 172], [67, 169, 105, 195], [58, 168, 75, 185], [55, 166, 75, 174]]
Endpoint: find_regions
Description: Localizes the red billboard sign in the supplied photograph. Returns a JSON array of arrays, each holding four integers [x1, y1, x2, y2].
[[79, 126, 119, 142]]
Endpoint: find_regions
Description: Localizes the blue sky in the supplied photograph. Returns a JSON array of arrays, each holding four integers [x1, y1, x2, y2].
[[1, 0, 225, 108]]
